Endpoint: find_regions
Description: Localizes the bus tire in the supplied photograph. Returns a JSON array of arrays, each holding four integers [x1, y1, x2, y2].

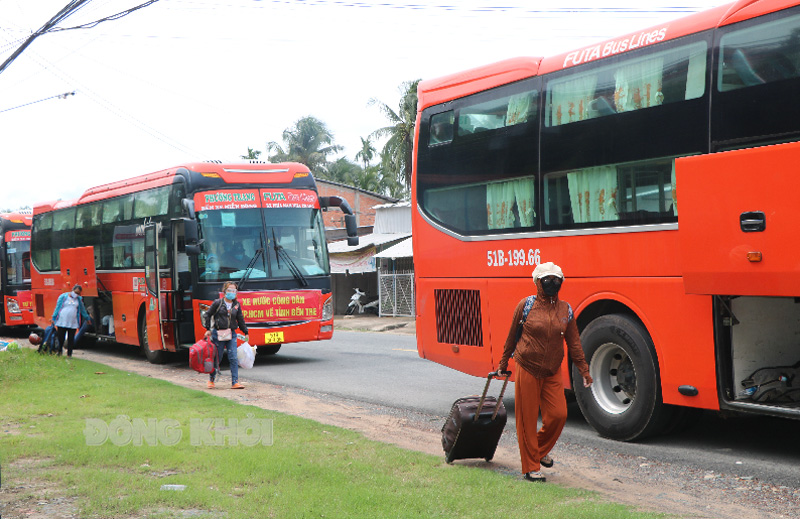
[[258, 344, 281, 355], [572, 314, 671, 441], [139, 312, 167, 364]]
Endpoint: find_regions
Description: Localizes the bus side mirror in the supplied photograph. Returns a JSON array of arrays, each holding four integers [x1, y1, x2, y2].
[[182, 198, 196, 219], [345, 214, 358, 246], [184, 219, 202, 255]]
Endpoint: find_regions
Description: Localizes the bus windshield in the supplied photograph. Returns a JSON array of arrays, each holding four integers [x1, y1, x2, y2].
[[5, 239, 31, 285], [197, 207, 329, 283]]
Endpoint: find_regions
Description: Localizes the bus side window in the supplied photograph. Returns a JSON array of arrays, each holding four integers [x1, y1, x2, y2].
[[719, 12, 800, 92], [429, 111, 454, 145]]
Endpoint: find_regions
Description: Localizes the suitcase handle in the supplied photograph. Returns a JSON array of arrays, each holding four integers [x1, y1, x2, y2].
[[475, 371, 510, 422]]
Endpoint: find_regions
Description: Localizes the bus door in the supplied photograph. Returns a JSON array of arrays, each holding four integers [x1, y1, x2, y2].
[[171, 218, 195, 345], [144, 224, 167, 351]]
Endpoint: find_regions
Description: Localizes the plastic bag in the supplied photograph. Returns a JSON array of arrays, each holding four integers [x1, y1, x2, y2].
[[237, 342, 256, 369]]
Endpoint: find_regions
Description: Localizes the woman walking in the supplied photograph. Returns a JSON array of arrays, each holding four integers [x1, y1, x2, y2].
[[51, 284, 91, 357], [498, 262, 593, 483], [203, 281, 249, 389]]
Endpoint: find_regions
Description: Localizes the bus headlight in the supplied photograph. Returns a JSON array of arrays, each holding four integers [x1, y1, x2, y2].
[[6, 299, 20, 314], [322, 298, 333, 321]]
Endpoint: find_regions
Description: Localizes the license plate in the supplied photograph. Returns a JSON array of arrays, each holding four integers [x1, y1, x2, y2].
[[264, 331, 284, 344]]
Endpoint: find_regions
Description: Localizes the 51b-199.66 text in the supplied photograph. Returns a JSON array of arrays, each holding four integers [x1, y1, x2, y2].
[[487, 248, 540, 267]]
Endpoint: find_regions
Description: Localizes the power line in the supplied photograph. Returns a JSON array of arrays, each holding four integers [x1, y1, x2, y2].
[[0, 0, 162, 76], [0, 90, 75, 114]]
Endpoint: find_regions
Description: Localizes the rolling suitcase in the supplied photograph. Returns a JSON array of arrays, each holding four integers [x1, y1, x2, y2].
[[442, 371, 510, 463]]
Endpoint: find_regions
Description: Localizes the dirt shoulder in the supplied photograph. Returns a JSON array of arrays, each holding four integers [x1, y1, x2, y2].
[[7, 338, 800, 519]]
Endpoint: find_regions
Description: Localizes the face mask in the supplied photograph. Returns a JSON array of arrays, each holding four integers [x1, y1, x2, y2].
[[540, 277, 562, 297], [225, 291, 236, 301]]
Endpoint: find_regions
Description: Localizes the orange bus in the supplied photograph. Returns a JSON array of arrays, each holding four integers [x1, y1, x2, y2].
[[413, 0, 800, 440], [0, 212, 34, 328], [31, 162, 357, 363]]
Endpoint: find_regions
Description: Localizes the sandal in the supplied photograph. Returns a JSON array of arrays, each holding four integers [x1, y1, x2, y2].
[[540, 455, 554, 468]]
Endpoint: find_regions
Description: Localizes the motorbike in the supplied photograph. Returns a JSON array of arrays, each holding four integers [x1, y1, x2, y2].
[[345, 288, 379, 315]]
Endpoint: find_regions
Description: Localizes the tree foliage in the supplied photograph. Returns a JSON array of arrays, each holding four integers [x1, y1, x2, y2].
[[369, 79, 421, 188], [267, 116, 343, 174]]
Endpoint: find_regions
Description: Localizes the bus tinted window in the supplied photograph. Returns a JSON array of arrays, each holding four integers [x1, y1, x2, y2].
[[31, 213, 53, 272], [423, 176, 536, 233], [429, 111, 454, 145], [458, 90, 537, 137], [544, 157, 676, 228], [134, 186, 171, 218], [545, 41, 706, 127], [719, 13, 800, 92]]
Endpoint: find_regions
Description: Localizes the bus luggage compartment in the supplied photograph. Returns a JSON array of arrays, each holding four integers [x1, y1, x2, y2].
[[676, 142, 800, 297]]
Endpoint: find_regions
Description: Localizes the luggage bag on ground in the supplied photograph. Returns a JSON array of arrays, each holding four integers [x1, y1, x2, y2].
[[442, 371, 510, 463]]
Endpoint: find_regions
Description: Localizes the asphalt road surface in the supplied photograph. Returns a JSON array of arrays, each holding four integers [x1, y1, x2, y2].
[[17, 327, 800, 491], [244, 331, 800, 490]]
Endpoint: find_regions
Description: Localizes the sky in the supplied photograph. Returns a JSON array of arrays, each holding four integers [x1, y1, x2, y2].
[[0, 0, 729, 211]]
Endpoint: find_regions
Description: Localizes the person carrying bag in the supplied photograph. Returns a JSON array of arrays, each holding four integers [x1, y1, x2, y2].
[[202, 281, 249, 389]]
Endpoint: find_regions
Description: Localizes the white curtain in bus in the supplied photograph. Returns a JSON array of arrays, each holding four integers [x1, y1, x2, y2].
[[614, 56, 664, 112], [670, 160, 678, 216], [549, 75, 597, 126], [567, 166, 619, 223], [486, 181, 516, 229], [506, 93, 532, 126], [486, 178, 535, 229]]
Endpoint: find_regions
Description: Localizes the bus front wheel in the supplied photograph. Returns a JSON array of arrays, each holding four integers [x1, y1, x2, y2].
[[139, 314, 167, 364], [572, 314, 672, 441]]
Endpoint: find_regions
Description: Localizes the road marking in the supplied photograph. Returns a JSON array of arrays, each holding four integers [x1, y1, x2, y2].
[[392, 348, 417, 352]]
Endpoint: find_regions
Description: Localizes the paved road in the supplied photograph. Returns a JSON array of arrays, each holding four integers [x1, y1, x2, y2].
[[245, 331, 800, 490], [21, 327, 800, 491]]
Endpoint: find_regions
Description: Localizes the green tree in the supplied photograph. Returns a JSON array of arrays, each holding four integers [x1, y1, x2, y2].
[[267, 116, 343, 173], [354, 136, 376, 171], [326, 157, 362, 185], [369, 79, 421, 188], [240, 147, 262, 160]]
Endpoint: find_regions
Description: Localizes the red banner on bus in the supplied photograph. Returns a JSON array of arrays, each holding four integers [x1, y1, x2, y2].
[[4, 230, 30, 242], [194, 190, 260, 211], [194, 189, 320, 211], [237, 289, 321, 322], [260, 189, 320, 209]]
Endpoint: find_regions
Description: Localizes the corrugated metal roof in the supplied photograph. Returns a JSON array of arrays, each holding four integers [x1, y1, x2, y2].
[[328, 233, 411, 253], [374, 237, 413, 259]]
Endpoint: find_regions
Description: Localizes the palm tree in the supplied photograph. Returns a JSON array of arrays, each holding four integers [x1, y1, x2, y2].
[[369, 79, 421, 188], [354, 136, 376, 171], [240, 147, 262, 160], [326, 157, 362, 185], [267, 116, 343, 173]]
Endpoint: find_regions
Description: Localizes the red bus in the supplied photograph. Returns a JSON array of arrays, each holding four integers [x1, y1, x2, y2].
[[413, 0, 800, 440], [31, 162, 357, 363], [0, 212, 34, 328]]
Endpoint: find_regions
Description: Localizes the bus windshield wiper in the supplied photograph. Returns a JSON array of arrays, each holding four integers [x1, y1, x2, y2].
[[237, 247, 264, 290], [271, 229, 307, 287]]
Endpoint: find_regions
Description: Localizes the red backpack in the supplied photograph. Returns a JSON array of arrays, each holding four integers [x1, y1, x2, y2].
[[189, 339, 216, 373]]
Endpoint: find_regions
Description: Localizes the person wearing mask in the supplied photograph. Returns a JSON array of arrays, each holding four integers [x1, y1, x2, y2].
[[498, 262, 593, 483], [51, 284, 91, 358], [203, 281, 249, 389]]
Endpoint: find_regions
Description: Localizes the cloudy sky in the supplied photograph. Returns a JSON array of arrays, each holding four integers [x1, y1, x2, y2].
[[0, 0, 727, 211]]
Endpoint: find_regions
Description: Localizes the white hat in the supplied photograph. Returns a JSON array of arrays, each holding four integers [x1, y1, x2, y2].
[[532, 262, 564, 280]]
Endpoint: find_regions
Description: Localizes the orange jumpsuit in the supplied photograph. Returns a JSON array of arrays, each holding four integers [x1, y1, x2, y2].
[[498, 281, 591, 473]]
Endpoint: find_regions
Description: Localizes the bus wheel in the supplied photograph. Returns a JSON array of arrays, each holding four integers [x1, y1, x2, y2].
[[139, 314, 167, 364], [258, 344, 282, 355], [572, 314, 671, 441]]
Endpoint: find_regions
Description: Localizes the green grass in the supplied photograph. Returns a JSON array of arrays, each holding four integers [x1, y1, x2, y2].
[[0, 349, 667, 518]]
